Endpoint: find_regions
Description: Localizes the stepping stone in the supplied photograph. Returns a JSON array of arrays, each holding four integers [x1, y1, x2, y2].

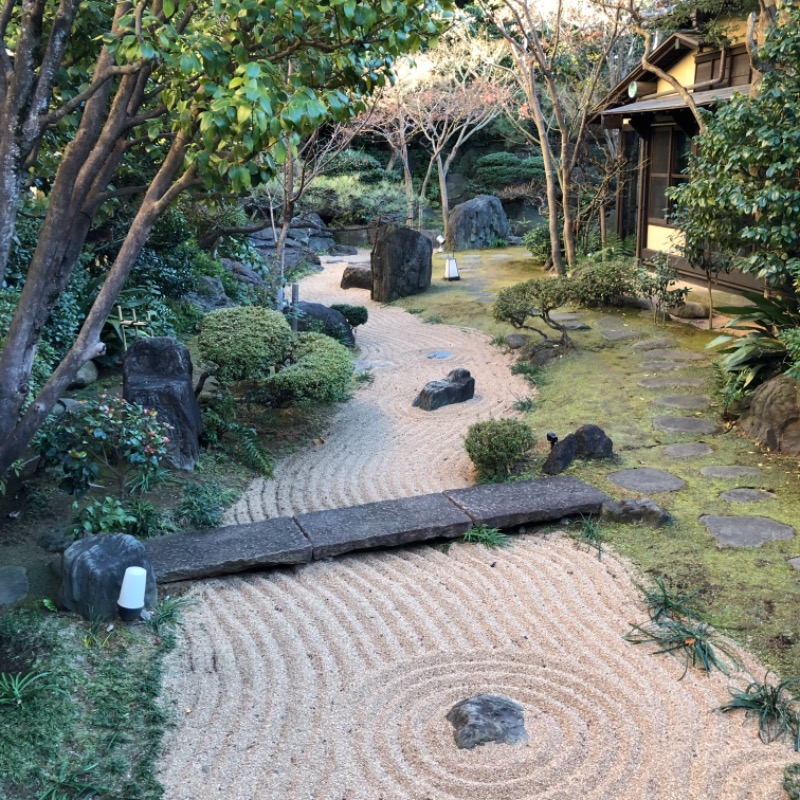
[[642, 361, 691, 372], [645, 349, 705, 361], [551, 312, 583, 322], [145, 517, 313, 582], [444, 475, 609, 531], [563, 320, 591, 331], [296, 493, 472, 559], [653, 395, 711, 411], [701, 515, 794, 547], [654, 416, 721, 435], [0, 566, 29, 607], [600, 328, 637, 341], [664, 443, 714, 458], [631, 338, 677, 350], [426, 351, 452, 360], [700, 466, 762, 479], [608, 468, 686, 493], [721, 488, 775, 503], [789, 557, 800, 570], [638, 377, 706, 390]]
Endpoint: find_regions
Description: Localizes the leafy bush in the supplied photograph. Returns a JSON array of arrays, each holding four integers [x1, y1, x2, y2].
[[329, 304, 368, 328], [128, 247, 197, 299], [522, 223, 554, 263], [299, 175, 407, 226], [493, 277, 574, 344], [68, 496, 137, 538], [36, 394, 171, 497], [634, 255, 689, 322], [198, 306, 293, 383], [464, 418, 535, 481], [262, 332, 353, 406], [571, 259, 637, 308], [179, 482, 238, 529], [325, 149, 387, 183], [468, 152, 545, 194]]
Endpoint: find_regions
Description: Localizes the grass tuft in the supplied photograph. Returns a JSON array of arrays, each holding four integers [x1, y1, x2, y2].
[[147, 595, 197, 637], [785, 763, 800, 799], [720, 672, 800, 749], [460, 525, 512, 549], [576, 515, 604, 560], [510, 361, 545, 386], [0, 671, 60, 707], [511, 395, 536, 412], [639, 576, 701, 623]]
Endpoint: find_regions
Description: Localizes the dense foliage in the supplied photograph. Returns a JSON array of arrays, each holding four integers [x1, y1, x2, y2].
[[464, 418, 535, 481]]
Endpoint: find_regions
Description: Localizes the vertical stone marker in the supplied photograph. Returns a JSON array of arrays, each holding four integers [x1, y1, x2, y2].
[[371, 225, 433, 303]]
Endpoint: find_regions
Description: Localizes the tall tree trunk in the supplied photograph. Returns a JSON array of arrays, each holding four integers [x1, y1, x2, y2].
[[436, 153, 451, 240]]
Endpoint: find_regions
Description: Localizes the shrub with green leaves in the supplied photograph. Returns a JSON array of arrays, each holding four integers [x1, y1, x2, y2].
[[330, 304, 368, 329], [299, 174, 407, 226], [179, 482, 238, 529], [198, 306, 293, 384], [468, 152, 545, 195], [522, 223, 555, 263], [571, 259, 637, 308], [493, 277, 574, 345], [262, 332, 353, 406], [36, 394, 170, 497], [464, 418, 535, 481], [68, 497, 137, 539]]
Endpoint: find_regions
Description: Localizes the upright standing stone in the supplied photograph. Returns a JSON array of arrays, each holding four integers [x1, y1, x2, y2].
[[371, 225, 433, 303], [123, 337, 202, 471], [446, 195, 511, 251]]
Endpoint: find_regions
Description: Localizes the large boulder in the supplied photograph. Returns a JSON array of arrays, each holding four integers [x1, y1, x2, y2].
[[58, 534, 157, 622], [371, 225, 433, 303], [739, 375, 800, 456], [288, 301, 355, 347], [184, 276, 234, 313], [446, 194, 511, 251], [412, 368, 475, 411], [123, 337, 202, 471], [219, 257, 264, 286], [69, 360, 99, 389], [574, 424, 614, 459], [340, 264, 372, 291]]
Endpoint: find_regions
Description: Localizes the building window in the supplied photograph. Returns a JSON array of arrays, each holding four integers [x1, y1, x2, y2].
[[648, 126, 690, 225]]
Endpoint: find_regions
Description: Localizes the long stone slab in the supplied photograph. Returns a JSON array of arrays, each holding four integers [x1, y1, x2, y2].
[[144, 516, 312, 582], [444, 476, 609, 530], [295, 493, 473, 559]]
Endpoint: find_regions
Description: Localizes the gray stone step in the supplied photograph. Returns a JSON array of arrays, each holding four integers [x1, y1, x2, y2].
[[608, 468, 686, 493], [145, 517, 312, 582], [652, 395, 711, 411], [721, 488, 775, 503], [701, 515, 794, 547], [444, 475, 610, 531], [631, 338, 677, 350], [295, 493, 472, 559], [638, 377, 706, 390], [663, 443, 714, 458], [654, 416, 721, 435], [700, 466, 762, 479]]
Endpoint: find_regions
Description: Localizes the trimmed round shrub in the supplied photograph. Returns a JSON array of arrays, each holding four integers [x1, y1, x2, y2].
[[571, 259, 637, 308], [198, 306, 293, 383], [464, 418, 536, 481], [263, 332, 353, 406], [330, 304, 368, 328]]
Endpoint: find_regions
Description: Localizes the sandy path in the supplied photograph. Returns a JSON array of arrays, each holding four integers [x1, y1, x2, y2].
[[158, 255, 796, 799], [224, 253, 530, 523]]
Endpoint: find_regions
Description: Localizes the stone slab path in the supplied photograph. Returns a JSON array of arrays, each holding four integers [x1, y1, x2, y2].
[[701, 515, 795, 547], [608, 468, 686, 493]]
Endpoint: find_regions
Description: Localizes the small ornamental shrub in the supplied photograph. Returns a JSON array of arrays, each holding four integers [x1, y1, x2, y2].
[[36, 394, 170, 497], [68, 496, 138, 538], [468, 152, 545, 195], [493, 277, 574, 345], [522, 222, 557, 263], [179, 482, 238, 529], [262, 332, 353, 406], [571, 259, 637, 308], [464, 418, 535, 481], [330, 304, 368, 329], [198, 306, 293, 384]]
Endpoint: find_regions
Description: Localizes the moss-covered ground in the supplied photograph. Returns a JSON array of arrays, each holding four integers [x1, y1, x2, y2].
[[395, 247, 800, 676]]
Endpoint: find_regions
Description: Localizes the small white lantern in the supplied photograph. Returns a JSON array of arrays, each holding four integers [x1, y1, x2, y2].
[[444, 253, 460, 281], [117, 566, 147, 622]]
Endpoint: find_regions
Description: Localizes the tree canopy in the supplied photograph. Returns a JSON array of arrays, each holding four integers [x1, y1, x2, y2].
[[0, 0, 453, 475]]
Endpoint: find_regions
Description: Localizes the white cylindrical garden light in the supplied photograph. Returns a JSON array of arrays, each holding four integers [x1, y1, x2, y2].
[[444, 253, 460, 281], [117, 566, 147, 621]]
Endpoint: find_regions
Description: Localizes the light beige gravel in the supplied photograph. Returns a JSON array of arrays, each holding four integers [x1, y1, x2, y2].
[[158, 255, 798, 799]]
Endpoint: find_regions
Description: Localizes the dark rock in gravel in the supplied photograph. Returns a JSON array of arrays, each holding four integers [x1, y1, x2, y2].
[[601, 498, 674, 527], [371, 225, 433, 303], [701, 515, 794, 547], [412, 368, 475, 411], [447, 694, 528, 750], [340, 264, 372, 290], [58, 534, 157, 621], [542, 434, 579, 475], [608, 468, 686, 493]]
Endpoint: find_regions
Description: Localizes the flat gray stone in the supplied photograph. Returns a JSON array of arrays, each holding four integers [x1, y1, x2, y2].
[[664, 443, 714, 458], [654, 416, 721, 435], [701, 515, 795, 547], [444, 476, 609, 530], [447, 694, 528, 749], [631, 338, 677, 350], [601, 498, 674, 527], [145, 517, 312, 582], [789, 557, 800, 570], [600, 328, 637, 341], [642, 361, 691, 371], [653, 395, 711, 411], [721, 488, 775, 503], [645, 349, 705, 361], [0, 566, 29, 607], [608, 468, 686, 493], [295, 493, 472, 559], [563, 320, 591, 331], [638, 377, 706, 390], [550, 312, 583, 322], [426, 351, 452, 360], [700, 466, 762, 479]]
